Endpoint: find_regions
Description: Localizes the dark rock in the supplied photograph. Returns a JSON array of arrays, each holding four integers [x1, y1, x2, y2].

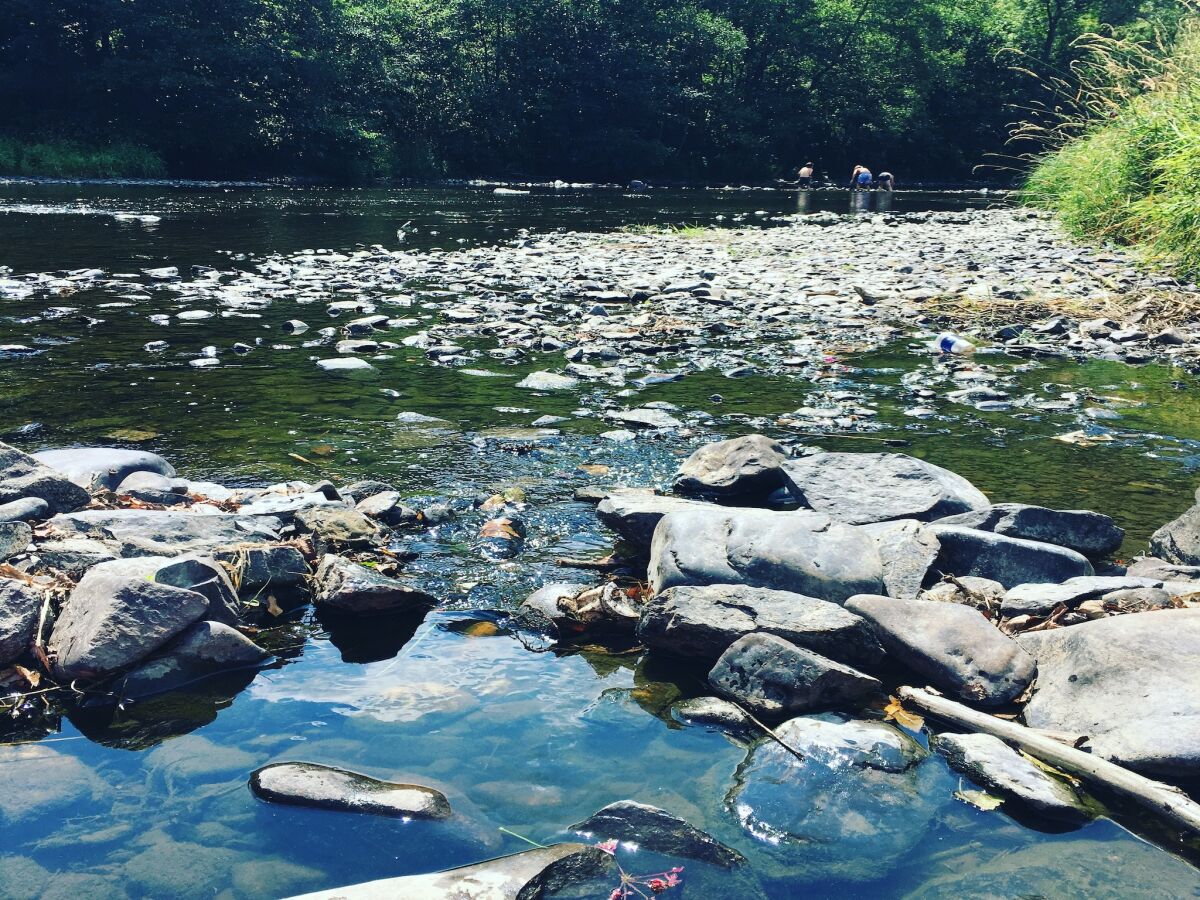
[[708, 633, 881, 716], [861, 519, 940, 599], [648, 507, 884, 603], [1149, 504, 1200, 565], [32, 447, 175, 491], [637, 583, 883, 668], [212, 543, 309, 590], [282, 844, 609, 900], [932, 732, 1091, 822], [0, 497, 50, 523], [251, 762, 451, 819], [672, 696, 753, 730], [0, 521, 31, 561], [782, 452, 989, 524], [673, 434, 788, 500], [571, 800, 745, 867], [1018, 609, 1200, 776], [935, 503, 1123, 558], [32, 537, 117, 577], [293, 506, 379, 550], [928, 524, 1093, 589], [595, 491, 711, 552], [845, 594, 1035, 706], [117, 621, 270, 698], [0, 579, 41, 667], [312, 554, 434, 615], [0, 441, 90, 513], [48, 574, 209, 681], [342, 479, 396, 502]]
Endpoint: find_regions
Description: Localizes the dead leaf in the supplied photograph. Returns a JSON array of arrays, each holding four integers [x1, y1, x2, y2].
[[309, 443, 336, 457], [1053, 430, 1114, 447], [461, 621, 501, 638], [480, 494, 507, 511], [954, 788, 1004, 811], [883, 695, 925, 732], [479, 518, 520, 540], [287, 452, 318, 467], [266, 595, 283, 617], [578, 463, 609, 475], [12, 665, 40, 688], [1019, 750, 1083, 787], [105, 427, 159, 442]]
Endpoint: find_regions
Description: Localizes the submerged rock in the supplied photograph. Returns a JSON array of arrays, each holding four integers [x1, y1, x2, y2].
[[0, 579, 41, 667], [1018, 609, 1200, 776], [648, 507, 884, 603], [672, 696, 753, 731], [0, 441, 90, 514], [708, 633, 881, 716], [117, 621, 270, 698], [935, 503, 1124, 559], [49, 573, 209, 681], [637, 583, 883, 667], [782, 452, 989, 525], [312, 554, 435, 614], [32, 447, 175, 492], [672, 434, 788, 500], [928, 525, 1093, 589], [284, 844, 609, 900], [251, 762, 451, 819], [932, 732, 1091, 822], [515, 371, 579, 390], [846, 594, 1035, 706], [571, 799, 745, 867]]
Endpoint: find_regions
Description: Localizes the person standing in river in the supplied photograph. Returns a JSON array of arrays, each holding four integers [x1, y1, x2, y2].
[[797, 162, 815, 190]]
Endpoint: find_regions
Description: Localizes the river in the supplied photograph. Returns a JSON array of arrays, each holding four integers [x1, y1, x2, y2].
[[0, 182, 1198, 899]]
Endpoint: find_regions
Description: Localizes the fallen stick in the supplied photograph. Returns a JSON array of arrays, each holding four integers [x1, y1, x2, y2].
[[897, 686, 1200, 838]]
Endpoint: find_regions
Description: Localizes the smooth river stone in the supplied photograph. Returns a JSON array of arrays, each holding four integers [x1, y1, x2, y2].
[[250, 762, 452, 819]]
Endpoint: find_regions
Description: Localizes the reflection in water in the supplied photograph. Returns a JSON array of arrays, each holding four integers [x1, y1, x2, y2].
[[876, 190, 894, 212], [795, 190, 812, 213], [849, 191, 873, 213]]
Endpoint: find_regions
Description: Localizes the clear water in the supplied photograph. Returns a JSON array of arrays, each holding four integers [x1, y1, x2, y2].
[[1, 183, 1199, 900]]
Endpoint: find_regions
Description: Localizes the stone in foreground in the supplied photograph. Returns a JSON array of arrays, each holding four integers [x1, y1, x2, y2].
[[49, 573, 209, 681], [861, 519, 941, 599], [672, 434, 788, 500], [251, 762, 451, 819], [935, 503, 1123, 559], [708, 633, 880, 717], [782, 452, 990, 524], [595, 491, 713, 552], [1148, 503, 1200, 566], [571, 799, 745, 867], [845, 594, 1035, 707], [117, 621, 271, 699], [313, 554, 435, 614], [649, 507, 884, 603], [1018, 609, 1200, 776], [0, 440, 90, 514], [283, 843, 609, 900], [928, 524, 1093, 589], [932, 732, 1091, 822], [0, 579, 41, 667], [637, 583, 883, 668]]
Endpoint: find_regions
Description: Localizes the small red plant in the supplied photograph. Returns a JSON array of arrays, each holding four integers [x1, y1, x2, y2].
[[597, 840, 684, 899]]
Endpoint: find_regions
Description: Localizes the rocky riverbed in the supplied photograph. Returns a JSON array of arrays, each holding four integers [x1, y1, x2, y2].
[[4, 191, 1200, 898]]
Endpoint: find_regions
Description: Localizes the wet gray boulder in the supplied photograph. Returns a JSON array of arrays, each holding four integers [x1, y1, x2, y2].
[[73, 555, 240, 625], [212, 543, 309, 590], [1125, 556, 1200, 586], [935, 503, 1123, 559], [845, 594, 1035, 707], [0, 441, 90, 514], [673, 434, 788, 500], [312, 554, 435, 615], [672, 696, 753, 731], [251, 762, 451, 819], [283, 843, 609, 900], [1018, 609, 1200, 776], [932, 732, 1091, 822], [861, 519, 940, 599], [355, 491, 416, 526], [637, 584, 883, 668], [649, 507, 884, 603], [1148, 504, 1200, 565], [0, 579, 41, 667], [708, 633, 881, 716], [48, 574, 210, 681], [0, 521, 31, 561], [515, 371, 579, 390], [595, 491, 712, 551], [293, 506, 378, 549], [782, 452, 989, 525], [727, 715, 946, 881], [45, 509, 283, 557], [1002, 575, 1161, 617], [0, 497, 50, 523], [117, 621, 270, 698], [571, 800, 745, 867], [928, 525, 1093, 589], [32, 447, 175, 492]]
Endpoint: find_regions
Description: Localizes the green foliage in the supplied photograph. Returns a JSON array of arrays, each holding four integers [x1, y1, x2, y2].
[[0, 138, 166, 178], [1024, 16, 1200, 275], [0, 0, 1181, 181]]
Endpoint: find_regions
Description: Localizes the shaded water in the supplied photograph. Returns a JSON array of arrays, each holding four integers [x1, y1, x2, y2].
[[2, 183, 1199, 899]]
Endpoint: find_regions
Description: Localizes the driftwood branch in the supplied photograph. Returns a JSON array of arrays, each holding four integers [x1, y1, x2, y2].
[[897, 686, 1200, 838]]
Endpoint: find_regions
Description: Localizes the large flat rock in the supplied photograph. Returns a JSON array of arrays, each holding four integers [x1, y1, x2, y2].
[[251, 762, 450, 819], [32, 447, 175, 491], [1018, 609, 1200, 776], [45, 509, 283, 558], [782, 452, 989, 525], [0, 441, 90, 514], [935, 503, 1123, 559], [929, 524, 1093, 589], [648, 507, 884, 603], [595, 491, 714, 552]]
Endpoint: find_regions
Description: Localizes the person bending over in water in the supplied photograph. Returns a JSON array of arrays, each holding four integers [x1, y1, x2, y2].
[[877, 171, 895, 191], [797, 162, 814, 189], [850, 165, 873, 191]]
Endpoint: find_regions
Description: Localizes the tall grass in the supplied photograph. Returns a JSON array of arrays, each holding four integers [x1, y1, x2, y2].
[[0, 138, 167, 179], [1021, 16, 1200, 276]]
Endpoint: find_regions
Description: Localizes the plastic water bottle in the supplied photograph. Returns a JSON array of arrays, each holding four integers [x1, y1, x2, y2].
[[933, 332, 975, 354]]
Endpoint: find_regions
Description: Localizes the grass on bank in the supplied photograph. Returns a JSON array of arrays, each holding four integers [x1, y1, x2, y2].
[[1022, 18, 1200, 278], [0, 138, 167, 179]]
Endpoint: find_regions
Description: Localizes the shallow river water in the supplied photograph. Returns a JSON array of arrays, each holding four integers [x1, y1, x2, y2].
[[2, 183, 1200, 899]]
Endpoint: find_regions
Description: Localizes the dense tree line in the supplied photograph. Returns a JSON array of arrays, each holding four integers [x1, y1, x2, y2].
[[0, 0, 1183, 181]]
